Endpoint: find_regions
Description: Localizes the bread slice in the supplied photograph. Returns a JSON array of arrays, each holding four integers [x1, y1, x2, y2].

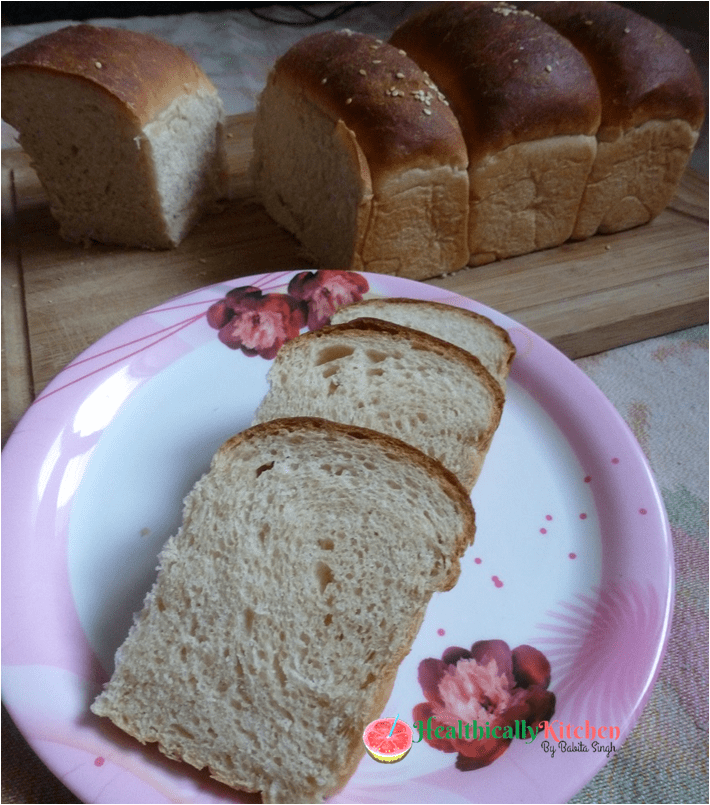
[[390, 2, 602, 265], [521, 1, 705, 238], [91, 417, 476, 803], [250, 29, 470, 280], [331, 297, 515, 388], [253, 319, 505, 491], [1, 25, 228, 248]]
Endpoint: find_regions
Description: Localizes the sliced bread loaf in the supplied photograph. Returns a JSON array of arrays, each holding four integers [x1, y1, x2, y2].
[[1, 25, 228, 248], [252, 319, 505, 491], [331, 297, 515, 388], [91, 417, 476, 803]]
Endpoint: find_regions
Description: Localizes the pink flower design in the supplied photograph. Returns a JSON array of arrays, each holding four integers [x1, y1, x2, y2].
[[206, 286, 307, 360], [288, 270, 370, 330], [413, 639, 556, 771]]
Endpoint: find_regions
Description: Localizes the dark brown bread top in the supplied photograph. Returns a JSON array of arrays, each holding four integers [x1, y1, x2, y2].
[[520, 2, 705, 138], [269, 29, 468, 174], [389, 1, 602, 162], [1, 24, 217, 126]]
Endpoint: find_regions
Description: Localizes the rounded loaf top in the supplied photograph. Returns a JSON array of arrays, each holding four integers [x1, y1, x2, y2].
[[1, 24, 218, 126], [519, 1, 705, 138], [389, 1, 602, 161], [269, 29, 469, 174]]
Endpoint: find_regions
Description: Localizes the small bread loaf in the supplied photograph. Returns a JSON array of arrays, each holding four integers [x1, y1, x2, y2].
[[520, 1, 705, 238], [331, 297, 515, 388], [91, 417, 476, 803], [251, 29, 469, 280], [1, 25, 228, 248], [390, 1, 602, 265], [253, 319, 505, 490]]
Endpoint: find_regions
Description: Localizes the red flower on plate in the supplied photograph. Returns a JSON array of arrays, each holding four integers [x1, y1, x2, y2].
[[288, 270, 370, 330], [206, 286, 307, 359], [413, 639, 555, 771]]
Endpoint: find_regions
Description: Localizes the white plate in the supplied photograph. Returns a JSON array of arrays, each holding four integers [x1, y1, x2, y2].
[[2, 271, 673, 803]]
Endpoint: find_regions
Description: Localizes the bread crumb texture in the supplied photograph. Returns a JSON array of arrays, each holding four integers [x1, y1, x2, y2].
[[91, 418, 475, 803]]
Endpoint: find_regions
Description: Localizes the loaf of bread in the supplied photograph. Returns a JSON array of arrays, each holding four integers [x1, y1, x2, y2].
[[251, 29, 469, 279], [91, 417, 476, 803], [390, 1, 602, 266], [253, 318, 504, 491], [331, 297, 515, 388], [1, 24, 228, 248], [520, 1, 705, 238]]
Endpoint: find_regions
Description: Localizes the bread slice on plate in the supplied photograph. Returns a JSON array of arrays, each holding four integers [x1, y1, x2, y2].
[[1, 24, 228, 248], [253, 319, 505, 491], [91, 417, 476, 804], [331, 297, 516, 388]]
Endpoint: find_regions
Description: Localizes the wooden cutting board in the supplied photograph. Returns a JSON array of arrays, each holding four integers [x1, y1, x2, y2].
[[2, 111, 708, 442]]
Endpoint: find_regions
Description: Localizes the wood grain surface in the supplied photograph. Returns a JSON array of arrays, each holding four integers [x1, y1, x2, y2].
[[2, 111, 708, 444]]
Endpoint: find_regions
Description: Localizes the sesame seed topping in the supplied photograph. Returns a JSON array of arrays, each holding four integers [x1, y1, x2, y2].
[[345, 97, 353, 104], [321, 77, 328, 84], [423, 108, 432, 115], [372, 59, 382, 64], [623, 27, 630, 34], [398, 49, 406, 56], [545, 65, 552, 72], [395, 71, 405, 79], [584, 19, 593, 25], [94, 61, 103, 68], [359, 69, 367, 76]]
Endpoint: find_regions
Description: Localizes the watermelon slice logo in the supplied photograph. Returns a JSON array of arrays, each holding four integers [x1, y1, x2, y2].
[[362, 717, 413, 763]]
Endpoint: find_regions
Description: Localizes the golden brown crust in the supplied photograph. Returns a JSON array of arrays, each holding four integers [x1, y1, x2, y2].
[[270, 29, 468, 175], [521, 1, 705, 138], [1, 24, 217, 126], [389, 1, 602, 161]]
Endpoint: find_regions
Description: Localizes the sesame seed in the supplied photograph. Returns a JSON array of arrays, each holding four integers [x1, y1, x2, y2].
[[395, 71, 405, 79], [423, 108, 432, 115], [545, 65, 552, 72], [321, 77, 328, 84], [94, 61, 103, 68], [398, 49, 406, 56], [359, 69, 367, 76], [346, 97, 353, 104], [372, 59, 382, 64], [584, 19, 593, 25], [623, 27, 630, 33]]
